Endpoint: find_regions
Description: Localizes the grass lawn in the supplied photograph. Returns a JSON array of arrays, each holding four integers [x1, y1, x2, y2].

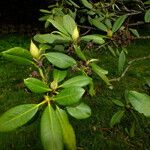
[[0, 34, 150, 150]]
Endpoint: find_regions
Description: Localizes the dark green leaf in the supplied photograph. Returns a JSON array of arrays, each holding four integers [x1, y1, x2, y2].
[[112, 15, 127, 33], [144, 0, 150, 4], [24, 78, 50, 93], [2, 47, 33, 65], [118, 50, 126, 74], [60, 76, 91, 88], [110, 110, 125, 128], [41, 104, 63, 150], [128, 91, 150, 117], [56, 106, 76, 150], [54, 87, 85, 106], [91, 18, 108, 32], [112, 99, 124, 107], [45, 52, 76, 69], [67, 103, 91, 119], [0, 104, 38, 132], [145, 9, 150, 23]]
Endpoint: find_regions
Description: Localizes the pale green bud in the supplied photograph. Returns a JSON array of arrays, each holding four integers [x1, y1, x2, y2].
[[50, 80, 58, 90], [72, 26, 79, 43], [30, 40, 40, 59]]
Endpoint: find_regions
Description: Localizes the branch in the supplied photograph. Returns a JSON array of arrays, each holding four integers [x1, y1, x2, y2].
[[110, 55, 150, 82], [128, 21, 145, 27]]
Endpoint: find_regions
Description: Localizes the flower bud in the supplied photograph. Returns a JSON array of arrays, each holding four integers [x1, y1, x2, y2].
[[50, 80, 58, 90], [72, 26, 79, 43], [107, 29, 113, 37], [30, 40, 40, 59]]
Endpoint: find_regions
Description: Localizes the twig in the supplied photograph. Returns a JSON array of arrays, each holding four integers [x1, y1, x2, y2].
[[128, 21, 145, 27], [81, 29, 91, 36], [110, 55, 150, 82], [133, 36, 150, 40], [78, 25, 96, 30]]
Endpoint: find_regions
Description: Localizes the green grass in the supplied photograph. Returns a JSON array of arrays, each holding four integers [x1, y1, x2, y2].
[[0, 34, 150, 150]]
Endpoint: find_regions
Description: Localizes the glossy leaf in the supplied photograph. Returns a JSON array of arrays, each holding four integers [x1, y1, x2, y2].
[[90, 63, 111, 85], [45, 52, 76, 69], [54, 87, 85, 106], [24, 78, 50, 93], [128, 91, 150, 117], [56, 106, 76, 150], [112, 15, 127, 33], [53, 69, 67, 83], [41, 104, 63, 150], [60, 76, 91, 88], [0, 104, 38, 132], [81, 0, 93, 9], [2, 47, 33, 65], [34, 33, 71, 44], [48, 18, 69, 36], [112, 99, 124, 107], [81, 35, 105, 45], [91, 19, 108, 32], [63, 15, 77, 35], [67, 103, 91, 119], [110, 110, 125, 128], [118, 50, 126, 74], [145, 9, 150, 23], [74, 45, 86, 61]]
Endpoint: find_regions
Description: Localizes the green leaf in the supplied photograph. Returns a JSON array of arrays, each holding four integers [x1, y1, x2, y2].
[[63, 15, 77, 35], [73, 45, 87, 61], [112, 99, 124, 107], [91, 18, 108, 32], [47, 18, 69, 36], [110, 110, 125, 128], [118, 50, 126, 74], [112, 15, 127, 33], [24, 78, 50, 93], [144, 0, 150, 4], [2, 47, 33, 65], [34, 34, 71, 44], [81, 35, 105, 45], [67, 0, 80, 8], [41, 104, 63, 150], [53, 69, 67, 83], [90, 63, 111, 86], [105, 19, 112, 29], [129, 121, 135, 138], [67, 103, 91, 119], [56, 106, 76, 150], [81, 0, 93, 9], [60, 76, 91, 88], [128, 91, 150, 117], [54, 87, 85, 106], [45, 52, 76, 69], [145, 9, 150, 23], [129, 28, 140, 37], [108, 45, 116, 57], [0, 104, 38, 132]]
